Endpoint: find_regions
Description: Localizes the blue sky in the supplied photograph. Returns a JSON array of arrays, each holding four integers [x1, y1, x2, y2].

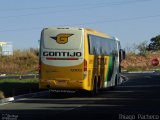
[[0, 0, 160, 50]]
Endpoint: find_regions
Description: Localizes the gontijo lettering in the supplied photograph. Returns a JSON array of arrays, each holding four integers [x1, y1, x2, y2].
[[43, 51, 82, 57]]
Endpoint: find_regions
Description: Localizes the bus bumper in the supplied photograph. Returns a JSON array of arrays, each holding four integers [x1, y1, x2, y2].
[[39, 79, 84, 90]]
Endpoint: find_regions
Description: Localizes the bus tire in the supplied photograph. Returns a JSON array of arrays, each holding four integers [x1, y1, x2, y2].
[[115, 75, 118, 86], [89, 78, 98, 96], [110, 75, 117, 90]]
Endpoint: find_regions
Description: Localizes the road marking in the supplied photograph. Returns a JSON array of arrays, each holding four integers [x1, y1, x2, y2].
[[127, 71, 154, 73], [0, 91, 49, 105], [104, 90, 134, 93], [144, 76, 152, 78], [87, 104, 122, 107], [0, 103, 9, 106], [0, 97, 14, 106], [118, 85, 160, 87]]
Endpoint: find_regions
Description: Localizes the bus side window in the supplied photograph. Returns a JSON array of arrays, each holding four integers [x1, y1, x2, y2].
[[93, 47, 100, 55], [100, 47, 106, 55]]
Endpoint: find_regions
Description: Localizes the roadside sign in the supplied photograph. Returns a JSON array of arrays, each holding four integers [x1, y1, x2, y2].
[[151, 58, 159, 66]]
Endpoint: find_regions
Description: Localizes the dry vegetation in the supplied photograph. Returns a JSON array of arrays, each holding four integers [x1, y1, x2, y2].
[[121, 51, 160, 71], [0, 49, 160, 74], [0, 49, 39, 74]]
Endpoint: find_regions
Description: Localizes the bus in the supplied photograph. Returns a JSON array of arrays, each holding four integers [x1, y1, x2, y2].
[[39, 27, 125, 95]]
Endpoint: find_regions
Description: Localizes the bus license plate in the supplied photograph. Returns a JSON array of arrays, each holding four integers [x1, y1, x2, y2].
[[56, 80, 67, 85]]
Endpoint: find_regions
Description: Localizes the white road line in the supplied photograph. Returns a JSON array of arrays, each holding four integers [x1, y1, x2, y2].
[[0, 103, 9, 106]]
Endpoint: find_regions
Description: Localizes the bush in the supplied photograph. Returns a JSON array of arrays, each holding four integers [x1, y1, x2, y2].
[[121, 51, 160, 71]]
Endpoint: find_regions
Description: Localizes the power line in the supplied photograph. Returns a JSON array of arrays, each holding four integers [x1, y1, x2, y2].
[[0, 14, 160, 33], [73, 14, 160, 25], [0, 0, 153, 19], [0, 0, 151, 12], [0, 27, 42, 32]]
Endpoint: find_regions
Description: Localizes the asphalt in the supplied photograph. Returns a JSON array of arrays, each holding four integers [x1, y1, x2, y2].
[[0, 73, 160, 120]]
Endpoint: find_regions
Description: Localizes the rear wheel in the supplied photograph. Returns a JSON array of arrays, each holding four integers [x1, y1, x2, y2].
[[89, 79, 98, 96], [110, 75, 118, 90]]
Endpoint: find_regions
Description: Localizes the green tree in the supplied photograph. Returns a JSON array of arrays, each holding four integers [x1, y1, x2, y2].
[[136, 41, 148, 55], [148, 35, 160, 51]]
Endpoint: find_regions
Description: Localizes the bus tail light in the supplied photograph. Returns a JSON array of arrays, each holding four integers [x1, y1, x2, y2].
[[84, 59, 87, 78], [84, 59, 87, 72], [38, 64, 41, 72]]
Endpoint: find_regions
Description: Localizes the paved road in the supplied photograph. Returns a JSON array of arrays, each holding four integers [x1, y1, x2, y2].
[[0, 73, 160, 120]]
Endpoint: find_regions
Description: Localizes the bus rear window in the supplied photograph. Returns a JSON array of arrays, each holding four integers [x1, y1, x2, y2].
[[42, 29, 83, 50]]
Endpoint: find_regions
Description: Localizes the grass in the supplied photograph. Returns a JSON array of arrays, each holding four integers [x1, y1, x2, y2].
[[0, 78, 39, 98], [125, 67, 145, 72], [154, 69, 160, 72]]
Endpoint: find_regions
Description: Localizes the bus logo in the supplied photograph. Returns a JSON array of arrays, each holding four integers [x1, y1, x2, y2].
[[50, 34, 73, 44]]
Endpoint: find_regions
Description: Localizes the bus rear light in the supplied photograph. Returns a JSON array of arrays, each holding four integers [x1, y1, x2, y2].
[[38, 64, 41, 70], [84, 59, 87, 72], [83, 59, 87, 79]]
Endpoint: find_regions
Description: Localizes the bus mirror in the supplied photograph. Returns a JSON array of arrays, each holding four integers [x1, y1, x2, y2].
[[120, 49, 126, 61], [122, 50, 126, 60]]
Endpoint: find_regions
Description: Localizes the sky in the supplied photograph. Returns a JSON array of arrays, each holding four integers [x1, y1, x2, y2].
[[0, 0, 160, 50]]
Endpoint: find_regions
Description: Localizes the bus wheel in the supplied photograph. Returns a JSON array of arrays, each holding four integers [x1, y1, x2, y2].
[[115, 75, 118, 86], [110, 75, 117, 90], [90, 79, 98, 96], [49, 90, 54, 97]]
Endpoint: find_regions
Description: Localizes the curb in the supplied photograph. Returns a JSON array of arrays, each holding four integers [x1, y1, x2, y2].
[[153, 72, 160, 75], [127, 71, 155, 73], [0, 97, 14, 104], [0, 90, 49, 104], [127, 71, 160, 75]]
